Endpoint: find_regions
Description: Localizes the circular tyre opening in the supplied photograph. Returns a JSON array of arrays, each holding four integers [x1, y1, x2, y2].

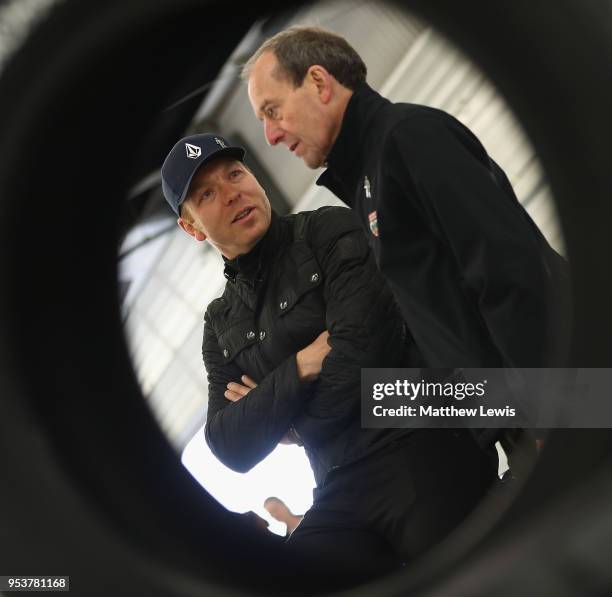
[[0, 0, 611, 595]]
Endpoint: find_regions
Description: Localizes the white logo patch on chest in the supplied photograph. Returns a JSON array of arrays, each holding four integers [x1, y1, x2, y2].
[[363, 175, 372, 199]]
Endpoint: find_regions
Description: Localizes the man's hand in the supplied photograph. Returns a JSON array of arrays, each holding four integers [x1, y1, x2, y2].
[[296, 330, 331, 382], [225, 375, 258, 402]]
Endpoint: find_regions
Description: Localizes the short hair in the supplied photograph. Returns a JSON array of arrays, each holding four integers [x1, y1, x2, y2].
[[241, 26, 367, 90], [178, 201, 189, 221]]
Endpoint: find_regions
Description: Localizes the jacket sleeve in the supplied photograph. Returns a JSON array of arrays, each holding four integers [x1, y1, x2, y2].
[[381, 114, 566, 367], [293, 207, 408, 444], [203, 313, 310, 473]]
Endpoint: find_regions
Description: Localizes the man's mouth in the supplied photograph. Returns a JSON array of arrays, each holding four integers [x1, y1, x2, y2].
[[232, 207, 254, 223]]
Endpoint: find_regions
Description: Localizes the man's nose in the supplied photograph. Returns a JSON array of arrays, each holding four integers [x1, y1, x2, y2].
[[221, 186, 240, 206], [264, 119, 283, 146]]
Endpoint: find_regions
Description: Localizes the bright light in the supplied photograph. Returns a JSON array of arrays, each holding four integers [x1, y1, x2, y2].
[[182, 426, 315, 536]]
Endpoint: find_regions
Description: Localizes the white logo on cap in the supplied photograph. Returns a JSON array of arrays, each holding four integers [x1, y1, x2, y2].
[[214, 137, 227, 148], [185, 143, 201, 159]]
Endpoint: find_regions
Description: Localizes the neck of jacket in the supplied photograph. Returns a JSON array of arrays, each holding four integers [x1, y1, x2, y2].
[[316, 83, 390, 203]]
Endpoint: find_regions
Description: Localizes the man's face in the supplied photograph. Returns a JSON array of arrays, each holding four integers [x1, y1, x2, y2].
[[178, 157, 271, 259], [247, 51, 336, 169]]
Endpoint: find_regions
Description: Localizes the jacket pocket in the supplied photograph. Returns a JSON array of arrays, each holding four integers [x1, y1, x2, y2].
[[216, 318, 260, 363], [276, 253, 323, 318]]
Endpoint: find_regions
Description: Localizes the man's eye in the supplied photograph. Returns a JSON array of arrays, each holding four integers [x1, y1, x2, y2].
[[265, 107, 276, 118], [230, 170, 243, 178], [202, 189, 213, 199]]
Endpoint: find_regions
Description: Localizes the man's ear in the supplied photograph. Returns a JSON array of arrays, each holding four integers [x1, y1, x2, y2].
[[178, 217, 207, 242], [307, 65, 333, 103]]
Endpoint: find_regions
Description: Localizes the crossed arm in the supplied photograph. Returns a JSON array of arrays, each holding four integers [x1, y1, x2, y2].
[[224, 331, 331, 444], [203, 325, 332, 471], [224, 330, 330, 400]]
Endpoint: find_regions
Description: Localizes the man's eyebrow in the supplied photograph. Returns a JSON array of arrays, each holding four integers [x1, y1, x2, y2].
[[187, 174, 214, 200], [189, 177, 210, 194]]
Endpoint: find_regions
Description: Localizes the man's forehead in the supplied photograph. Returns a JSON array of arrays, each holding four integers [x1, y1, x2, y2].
[[193, 157, 241, 180], [186, 157, 243, 197], [250, 50, 279, 81], [248, 53, 287, 107]]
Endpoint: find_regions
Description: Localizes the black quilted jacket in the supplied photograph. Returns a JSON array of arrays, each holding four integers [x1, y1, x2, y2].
[[203, 206, 418, 486]]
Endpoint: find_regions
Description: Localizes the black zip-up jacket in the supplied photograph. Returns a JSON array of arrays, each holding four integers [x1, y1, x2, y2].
[[317, 84, 572, 368], [203, 206, 416, 486]]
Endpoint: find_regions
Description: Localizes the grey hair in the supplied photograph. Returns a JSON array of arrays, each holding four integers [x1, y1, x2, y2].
[[241, 26, 366, 89]]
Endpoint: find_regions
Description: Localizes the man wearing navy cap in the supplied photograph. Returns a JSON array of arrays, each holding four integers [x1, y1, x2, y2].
[[160, 133, 496, 584], [162, 134, 273, 260]]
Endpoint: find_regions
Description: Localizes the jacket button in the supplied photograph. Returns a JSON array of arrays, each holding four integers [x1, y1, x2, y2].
[[223, 348, 230, 358], [280, 300, 288, 310], [246, 331, 255, 340], [259, 330, 266, 341], [310, 273, 319, 283]]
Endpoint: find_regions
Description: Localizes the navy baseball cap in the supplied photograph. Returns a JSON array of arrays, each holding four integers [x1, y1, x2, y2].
[[161, 133, 246, 216]]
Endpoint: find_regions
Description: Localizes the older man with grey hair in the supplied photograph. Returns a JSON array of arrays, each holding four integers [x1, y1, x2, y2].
[[243, 25, 572, 474], [243, 25, 571, 371]]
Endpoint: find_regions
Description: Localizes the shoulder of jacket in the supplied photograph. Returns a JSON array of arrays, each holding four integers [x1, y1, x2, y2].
[[386, 105, 466, 141], [204, 286, 232, 324], [388, 105, 486, 171], [298, 206, 361, 248]]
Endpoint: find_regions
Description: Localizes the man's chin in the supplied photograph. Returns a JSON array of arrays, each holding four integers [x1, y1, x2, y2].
[[302, 154, 324, 169], [246, 221, 270, 246]]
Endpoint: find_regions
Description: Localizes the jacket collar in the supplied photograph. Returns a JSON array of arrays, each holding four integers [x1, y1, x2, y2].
[[316, 83, 390, 202], [222, 209, 283, 287]]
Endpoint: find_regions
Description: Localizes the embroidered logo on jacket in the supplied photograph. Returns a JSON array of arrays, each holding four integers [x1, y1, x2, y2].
[[368, 210, 379, 237]]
